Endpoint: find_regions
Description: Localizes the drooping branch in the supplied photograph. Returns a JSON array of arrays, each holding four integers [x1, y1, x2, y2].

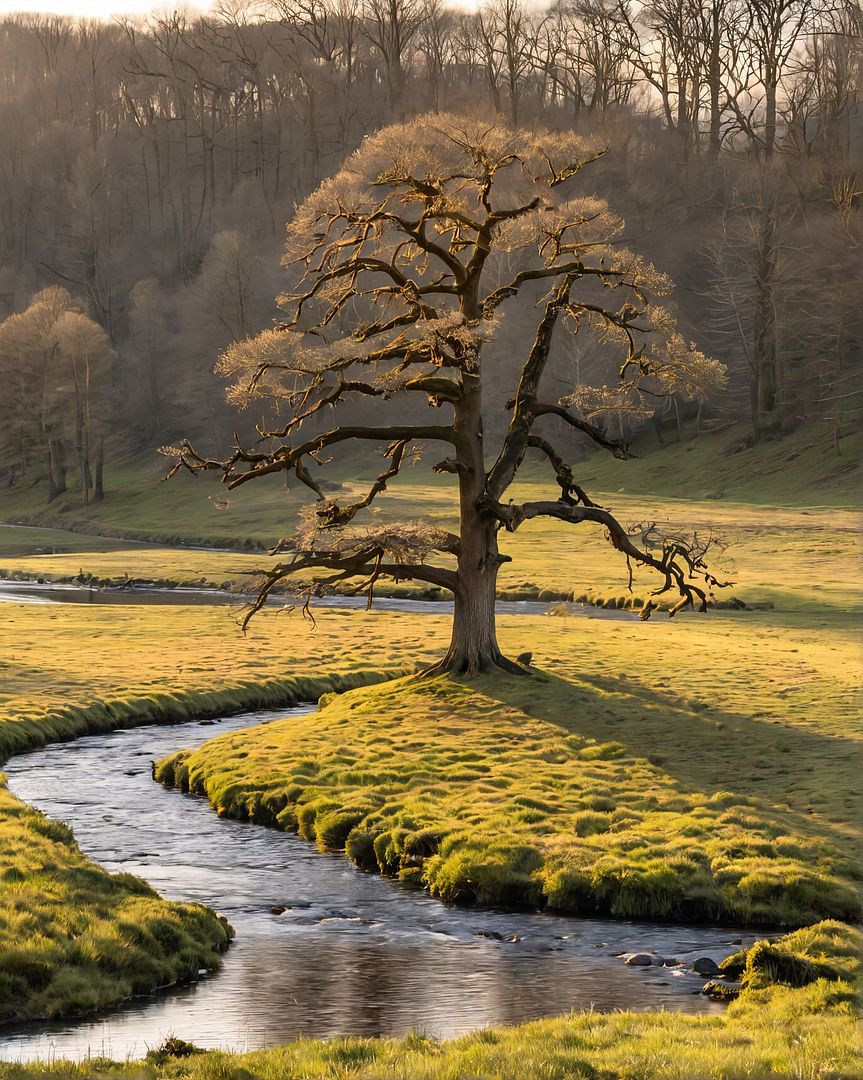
[[483, 497, 732, 618], [524, 435, 600, 507], [238, 524, 461, 628], [161, 424, 457, 490], [315, 439, 409, 528]]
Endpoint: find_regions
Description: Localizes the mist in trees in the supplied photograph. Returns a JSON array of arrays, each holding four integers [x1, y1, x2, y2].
[[0, 0, 859, 503]]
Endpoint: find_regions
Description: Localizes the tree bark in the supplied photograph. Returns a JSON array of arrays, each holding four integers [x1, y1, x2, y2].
[[426, 377, 522, 676], [707, 3, 722, 160], [751, 199, 778, 441], [94, 434, 105, 501], [46, 438, 67, 502]]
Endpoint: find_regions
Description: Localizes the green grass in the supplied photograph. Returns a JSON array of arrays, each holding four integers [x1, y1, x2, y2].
[[0, 525, 151, 557], [1, 921, 859, 1079], [154, 606, 863, 926], [1, 423, 859, 555], [2, 475, 860, 619], [0, 603, 432, 1023], [0, 783, 232, 1024], [2, 418, 860, 627]]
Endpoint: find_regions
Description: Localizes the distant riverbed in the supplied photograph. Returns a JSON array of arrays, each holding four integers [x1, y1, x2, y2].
[[0, 578, 633, 618]]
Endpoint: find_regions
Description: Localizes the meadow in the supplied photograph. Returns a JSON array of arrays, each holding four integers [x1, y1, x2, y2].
[[0, 426, 860, 1070]]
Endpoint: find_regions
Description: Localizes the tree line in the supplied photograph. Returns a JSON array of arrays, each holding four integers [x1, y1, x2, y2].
[[0, 0, 859, 500]]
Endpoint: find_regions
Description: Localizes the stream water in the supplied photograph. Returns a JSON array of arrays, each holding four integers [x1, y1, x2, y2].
[[1, 707, 760, 1062], [0, 579, 625, 619]]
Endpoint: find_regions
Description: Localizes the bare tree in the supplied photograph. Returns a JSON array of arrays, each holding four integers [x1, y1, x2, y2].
[[0, 286, 113, 501], [478, 0, 538, 127], [195, 229, 262, 341], [363, 0, 428, 111], [741, 0, 820, 157], [164, 116, 726, 675]]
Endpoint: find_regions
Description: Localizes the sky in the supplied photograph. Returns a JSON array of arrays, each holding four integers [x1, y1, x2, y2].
[[0, 0, 210, 15], [0, 0, 485, 17]]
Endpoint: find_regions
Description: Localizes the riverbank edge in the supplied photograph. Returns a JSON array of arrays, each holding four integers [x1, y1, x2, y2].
[[0, 667, 406, 763], [154, 672, 863, 930], [0, 666, 406, 1024], [2, 921, 860, 1079]]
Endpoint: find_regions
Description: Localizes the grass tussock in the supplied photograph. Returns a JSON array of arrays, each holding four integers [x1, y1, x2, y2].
[[0, 783, 232, 1023], [157, 666, 863, 927], [0, 922, 859, 1079]]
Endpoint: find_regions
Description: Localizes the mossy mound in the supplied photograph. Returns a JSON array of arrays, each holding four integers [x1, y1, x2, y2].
[[156, 672, 863, 927], [0, 784, 232, 1023]]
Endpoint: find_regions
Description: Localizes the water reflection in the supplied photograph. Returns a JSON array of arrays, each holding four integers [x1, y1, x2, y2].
[[0, 580, 631, 619]]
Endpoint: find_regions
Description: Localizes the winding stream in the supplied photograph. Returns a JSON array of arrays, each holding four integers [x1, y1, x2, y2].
[[1, 707, 760, 1062]]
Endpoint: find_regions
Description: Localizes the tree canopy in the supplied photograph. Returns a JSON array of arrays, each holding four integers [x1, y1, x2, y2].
[[165, 114, 728, 674]]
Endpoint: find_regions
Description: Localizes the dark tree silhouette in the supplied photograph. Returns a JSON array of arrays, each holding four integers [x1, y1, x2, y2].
[[163, 115, 727, 675]]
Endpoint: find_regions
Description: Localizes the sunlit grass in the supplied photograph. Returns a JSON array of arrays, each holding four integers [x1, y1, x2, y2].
[[0, 782, 232, 1023], [0, 426, 860, 1036], [0, 424, 859, 551], [156, 632, 863, 925]]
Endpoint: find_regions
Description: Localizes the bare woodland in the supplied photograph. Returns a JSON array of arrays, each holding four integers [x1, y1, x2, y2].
[[0, 0, 860, 499]]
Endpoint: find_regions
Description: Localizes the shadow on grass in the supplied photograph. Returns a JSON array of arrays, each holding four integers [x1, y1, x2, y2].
[[473, 665, 862, 864]]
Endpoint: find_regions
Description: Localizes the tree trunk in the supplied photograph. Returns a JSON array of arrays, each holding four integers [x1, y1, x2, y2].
[[426, 379, 522, 677], [46, 439, 67, 502], [751, 199, 778, 441], [765, 79, 777, 158], [707, 4, 722, 160], [94, 435, 105, 501]]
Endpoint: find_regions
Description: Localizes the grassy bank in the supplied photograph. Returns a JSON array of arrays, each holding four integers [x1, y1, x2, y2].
[[0, 602, 432, 1024], [0, 783, 231, 1024], [1, 921, 860, 1079], [156, 607, 863, 927]]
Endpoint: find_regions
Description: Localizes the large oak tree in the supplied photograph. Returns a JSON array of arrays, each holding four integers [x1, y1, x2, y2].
[[165, 115, 726, 675]]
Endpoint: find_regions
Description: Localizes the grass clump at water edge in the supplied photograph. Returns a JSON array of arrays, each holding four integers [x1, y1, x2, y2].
[[0, 782, 232, 1024]]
